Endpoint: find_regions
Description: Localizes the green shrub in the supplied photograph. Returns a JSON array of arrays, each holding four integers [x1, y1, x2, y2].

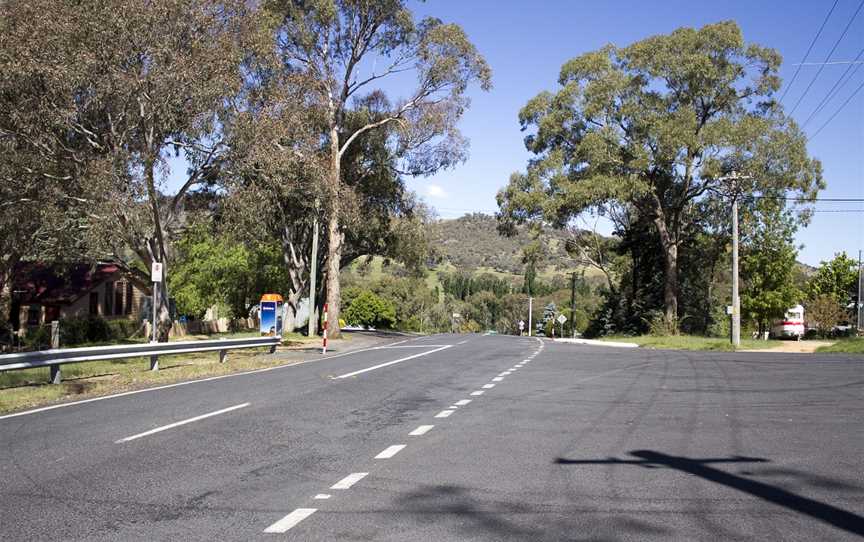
[[343, 290, 396, 329]]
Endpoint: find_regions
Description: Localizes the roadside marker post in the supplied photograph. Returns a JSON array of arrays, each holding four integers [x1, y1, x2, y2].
[[322, 303, 328, 354]]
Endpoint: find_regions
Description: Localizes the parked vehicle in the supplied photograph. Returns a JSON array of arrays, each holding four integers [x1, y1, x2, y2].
[[771, 305, 805, 339]]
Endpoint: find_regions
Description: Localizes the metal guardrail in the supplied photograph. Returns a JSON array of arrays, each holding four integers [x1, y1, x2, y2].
[[0, 336, 281, 384]]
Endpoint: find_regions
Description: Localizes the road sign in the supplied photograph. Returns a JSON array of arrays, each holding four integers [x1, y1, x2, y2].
[[556, 314, 567, 324], [725, 305, 733, 315], [518, 320, 525, 331], [452, 313, 461, 319], [151, 262, 163, 282]]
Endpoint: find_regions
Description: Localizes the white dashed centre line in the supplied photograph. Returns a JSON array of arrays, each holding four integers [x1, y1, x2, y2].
[[454, 399, 472, 406], [492, 377, 504, 382], [264, 508, 317, 533], [410, 425, 435, 436], [331, 472, 368, 490], [314, 494, 331, 500], [499, 372, 511, 376], [470, 390, 485, 396], [435, 410, 454, 418], [375, 445, 406, 459], [482, 383, 495, 389]]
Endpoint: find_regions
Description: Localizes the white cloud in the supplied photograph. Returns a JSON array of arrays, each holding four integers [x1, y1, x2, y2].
[[426, 184, 448, 198]]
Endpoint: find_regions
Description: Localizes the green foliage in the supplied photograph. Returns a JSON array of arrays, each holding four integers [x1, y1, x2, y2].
[[807, 252, 858, 307], [741, 206, 802, 333], [59, 316, 116, 346], [816, 338, 864, 354], [806, 294, 847, 338], [343, 291, 396, 329], [170, 223, 290, 319], [498, 20, 823, 328]]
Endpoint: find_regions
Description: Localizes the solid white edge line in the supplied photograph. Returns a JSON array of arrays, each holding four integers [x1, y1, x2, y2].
[[470, 390, 484, 396], [454, 399, 472, 406], [0, 338, 413, 421], [263, 508, 317, 533], [330, 472, 368, 490], [115, 402, 250, 443], [435, 410, 454, 418], [409, 424, 434, 436], [375, 444, 406, 459], [334, 345, 453, 379]]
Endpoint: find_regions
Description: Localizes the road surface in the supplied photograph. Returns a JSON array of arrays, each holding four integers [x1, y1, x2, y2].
[[1, 334, 862, 541]]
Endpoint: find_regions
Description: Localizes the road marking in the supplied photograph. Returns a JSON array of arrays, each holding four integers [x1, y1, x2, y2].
[[498, 372, 511, 376], [115, 403, 249, 443], [376, 345, 450, 349], [482, 383, 495, 389], [375, 445, 406, 459], [435, 410, 454, 418], [410, 425, 434, 436], [264, 508, 317, 533], [523, 359, 530, 362], [457, 339, 470, 345], [334, 345, 453, 379], [492, 377, 504, 382], [454, 399, 472, 406], [314, 494, 331, 500], [331, 472, 368, 490], [470, 390, 485, 396]]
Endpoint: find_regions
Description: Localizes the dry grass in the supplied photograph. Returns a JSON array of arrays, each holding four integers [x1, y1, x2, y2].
[[0, 333, 318, 415]]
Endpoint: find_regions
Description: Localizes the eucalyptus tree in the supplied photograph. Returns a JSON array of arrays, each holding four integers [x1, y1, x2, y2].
[[268, 0, 491, 337], [0, 0, 261, 340], [497, 21, 822, 331]]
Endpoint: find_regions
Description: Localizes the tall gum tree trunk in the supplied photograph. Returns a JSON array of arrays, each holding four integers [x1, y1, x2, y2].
[[653, 213, 679, 332], [325, 126, 343, 340]]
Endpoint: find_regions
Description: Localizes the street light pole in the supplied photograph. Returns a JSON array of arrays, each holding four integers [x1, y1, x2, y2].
[[528, 296, 533, 337], [858, 249, 862, 334], [731, 197, 741, 347], [718, 172, 751, 348]]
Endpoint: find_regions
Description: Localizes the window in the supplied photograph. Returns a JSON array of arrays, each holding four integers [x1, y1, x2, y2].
[[125, 282, 134, 315], [89, 292, 99, 315], [104, 282, 114, 316], [114, 283, 124, 316]]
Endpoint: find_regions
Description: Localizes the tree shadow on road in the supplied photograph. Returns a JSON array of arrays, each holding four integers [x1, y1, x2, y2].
[[555, 450, 864, 538]]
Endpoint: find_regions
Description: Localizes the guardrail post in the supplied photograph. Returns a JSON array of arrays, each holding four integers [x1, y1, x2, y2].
[[149, 355, 158, 371], [50, 364, 61, 384], [219, 349, 227, 363]]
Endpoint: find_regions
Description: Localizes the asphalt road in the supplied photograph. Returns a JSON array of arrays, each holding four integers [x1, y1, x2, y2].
[[1, 334, 862, 541]]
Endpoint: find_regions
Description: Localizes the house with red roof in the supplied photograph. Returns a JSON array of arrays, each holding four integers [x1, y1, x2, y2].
[[9, 262, 149, 332]]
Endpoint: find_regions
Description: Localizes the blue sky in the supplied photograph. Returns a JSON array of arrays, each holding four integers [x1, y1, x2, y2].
[[401, 0, 864, 266], [165, 0, 863, 266]]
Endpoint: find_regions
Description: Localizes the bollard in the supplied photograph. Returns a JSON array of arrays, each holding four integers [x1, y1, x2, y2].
[[150, 355, 159, 371], [50, 321, 60, 349], [219, 349, 227, 363], [49, 364, 61, 384], [322, 303, 328, 354]]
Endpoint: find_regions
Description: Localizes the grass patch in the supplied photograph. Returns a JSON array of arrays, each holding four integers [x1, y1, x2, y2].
[[600, 335, 777, 352], [816, 337, 864, 354], [0, 332, 317, 415]]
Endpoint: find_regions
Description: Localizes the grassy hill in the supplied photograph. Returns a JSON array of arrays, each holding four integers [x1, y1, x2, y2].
[[427, 213, 581, 275]]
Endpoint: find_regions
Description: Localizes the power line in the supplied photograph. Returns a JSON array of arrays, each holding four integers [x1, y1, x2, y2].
[[801, 45, 864, 127], [808, 76, 864, 140], [780, 0, 840, 103], [788, 0, 864, 115]]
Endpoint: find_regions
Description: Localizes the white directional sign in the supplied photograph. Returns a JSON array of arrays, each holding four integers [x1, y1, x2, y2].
[[556, 314, 567, 324], [518, 320, 525, 331]]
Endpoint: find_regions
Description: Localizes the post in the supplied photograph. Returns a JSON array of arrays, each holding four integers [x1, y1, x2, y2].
[[322, 303, 328, 354], [50, 320, 59, 349], [858, 249, 863, 334], [307, 214, 319, 338], [528, 297, 533, 337], [151, 281, 158, 343], [49, 364, 61, 384], [731, 197, 741, 347], [219, 349, 227, 363], [570, 272, 577, 338], [150, 355, 158, 371]]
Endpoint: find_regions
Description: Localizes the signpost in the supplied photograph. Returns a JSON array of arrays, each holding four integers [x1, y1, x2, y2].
[[150, 262, 163, 344], [518, 320, 525, 336], [556, 313, 567, 339]]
